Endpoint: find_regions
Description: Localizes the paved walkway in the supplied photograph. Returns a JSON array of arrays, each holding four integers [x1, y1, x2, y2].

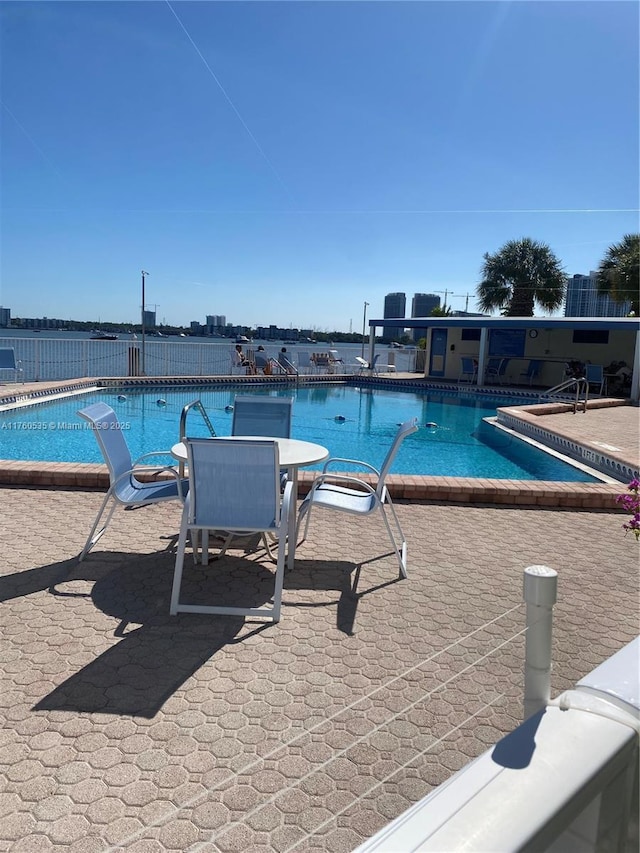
[[1, 488, 638, 851], [529, 403, 639, 463]]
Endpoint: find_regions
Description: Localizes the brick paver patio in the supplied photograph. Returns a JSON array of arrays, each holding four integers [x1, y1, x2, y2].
[[1, 486, 638, 851]]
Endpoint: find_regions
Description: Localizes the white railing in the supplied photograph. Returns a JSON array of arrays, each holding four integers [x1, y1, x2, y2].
[[0, 338, 249, 382], [0, 338, 421, 383], [353, 574, 639, 853]]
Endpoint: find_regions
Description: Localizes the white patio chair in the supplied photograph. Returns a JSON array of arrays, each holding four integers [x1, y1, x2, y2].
[[77, 402, 187, 561], [169, 438, 295, 622], [328, 350, 345, 374], [297, 418, 419, 578], [355, 354, 380, 375], [0, 348, 24, 383], [295, 350, 312, 375]]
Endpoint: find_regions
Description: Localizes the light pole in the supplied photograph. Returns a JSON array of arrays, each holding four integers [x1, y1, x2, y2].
[[361, 301, 369, 358], [141, 270, 149, 375]]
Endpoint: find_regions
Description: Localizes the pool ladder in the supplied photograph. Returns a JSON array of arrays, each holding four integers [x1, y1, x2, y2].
[[539, 377, 589, 413], [177, 399, 217, 476]]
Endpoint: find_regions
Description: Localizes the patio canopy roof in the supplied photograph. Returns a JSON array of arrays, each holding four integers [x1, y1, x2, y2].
[[368, 316, 640, 332]]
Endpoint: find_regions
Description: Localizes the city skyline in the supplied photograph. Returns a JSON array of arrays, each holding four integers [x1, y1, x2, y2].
[[1, 2, 637, 330]]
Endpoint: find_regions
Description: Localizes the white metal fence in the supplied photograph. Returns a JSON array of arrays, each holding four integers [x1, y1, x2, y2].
[[1, 338, 419, 383]]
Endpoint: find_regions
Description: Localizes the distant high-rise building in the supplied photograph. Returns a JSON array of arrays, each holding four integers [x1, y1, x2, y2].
[[142, 309, 156, 327], [411, 293, 440, 342], [565, 272, 631, 317], [0, 306, 10, 327], [206, 314, 226, 334], [383, 292, 406, 341]]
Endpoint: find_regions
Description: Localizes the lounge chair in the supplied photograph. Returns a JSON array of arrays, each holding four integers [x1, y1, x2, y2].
[[295, 350, 313, 375], [77, 402, 187, 561], [277, 350, 297, 375], [169, 438, 295, 622], [0, 348, 24, 383], [311, 353, 331, 373], [297, 418, 419, 578]]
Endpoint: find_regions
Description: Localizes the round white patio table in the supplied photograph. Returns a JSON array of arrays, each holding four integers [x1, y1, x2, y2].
[[171, 436, 329, 496]]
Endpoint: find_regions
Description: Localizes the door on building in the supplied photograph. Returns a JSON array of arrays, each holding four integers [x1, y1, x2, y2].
[[429, 329, 447, 377]]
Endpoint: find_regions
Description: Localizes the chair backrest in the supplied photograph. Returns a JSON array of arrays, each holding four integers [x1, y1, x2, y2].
[[296, 350, 311, 370], [371, 354, 380, 369], [78, 402, 133, 485], [232, 395, 293, 438], [387, 351, 396, 368], [461, 357, 476, 374], [487, 357, 507, 375], [586, 364, 603, 381], [0, 348, 17, 369], [185, 438, 280, 530], [527, 360, 542, 377], [377, 418, 419, 496], [254, 350, 269, 369]]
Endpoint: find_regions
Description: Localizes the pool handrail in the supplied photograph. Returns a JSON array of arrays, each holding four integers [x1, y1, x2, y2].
[[539, 376, 589, 413], [178, 399, 217, 477]]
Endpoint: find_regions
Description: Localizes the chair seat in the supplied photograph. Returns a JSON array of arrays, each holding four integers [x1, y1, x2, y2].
[[116, 477, 188, 504], [304, 483, 377, 515]]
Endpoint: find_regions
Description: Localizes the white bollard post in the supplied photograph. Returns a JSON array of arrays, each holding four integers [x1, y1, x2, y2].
[[523, 565, 558, 720]]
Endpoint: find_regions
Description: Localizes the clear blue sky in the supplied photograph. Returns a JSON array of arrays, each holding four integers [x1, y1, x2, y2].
[[1, 1, 638, 331]]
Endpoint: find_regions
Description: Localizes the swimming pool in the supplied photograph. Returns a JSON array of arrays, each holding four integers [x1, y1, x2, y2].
[[0, 384, 599, 482]]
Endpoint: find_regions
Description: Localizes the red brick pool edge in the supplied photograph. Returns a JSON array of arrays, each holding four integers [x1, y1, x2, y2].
[[0, 377, 635, 510]]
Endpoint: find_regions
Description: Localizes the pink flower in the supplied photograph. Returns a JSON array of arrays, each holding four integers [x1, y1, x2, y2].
[[617, 480, 640, 541]]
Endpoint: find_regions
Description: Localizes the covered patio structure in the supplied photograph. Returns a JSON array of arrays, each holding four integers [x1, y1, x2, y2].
[[365, 316, 640, 403]]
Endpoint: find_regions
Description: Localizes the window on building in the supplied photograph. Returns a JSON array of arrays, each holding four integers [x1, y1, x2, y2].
[[572, 330, 609, 344]]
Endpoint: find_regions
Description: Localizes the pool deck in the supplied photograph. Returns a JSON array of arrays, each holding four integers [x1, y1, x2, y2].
[[1, 377, 639, 851], [0, 376, 638, 509]]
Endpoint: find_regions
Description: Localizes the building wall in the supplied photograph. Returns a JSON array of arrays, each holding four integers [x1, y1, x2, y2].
[[425, 325, 636, 386]]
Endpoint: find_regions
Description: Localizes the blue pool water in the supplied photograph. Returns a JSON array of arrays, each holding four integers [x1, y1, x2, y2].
[[0, 384, 598, 481]]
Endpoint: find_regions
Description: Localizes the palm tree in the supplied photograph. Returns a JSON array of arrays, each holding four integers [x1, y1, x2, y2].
[[596, 234, 639, 315], [477, 238, 566, 316]]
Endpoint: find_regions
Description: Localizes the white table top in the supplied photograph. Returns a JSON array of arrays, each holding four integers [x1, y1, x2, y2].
[[171, 436, 329, 469]]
